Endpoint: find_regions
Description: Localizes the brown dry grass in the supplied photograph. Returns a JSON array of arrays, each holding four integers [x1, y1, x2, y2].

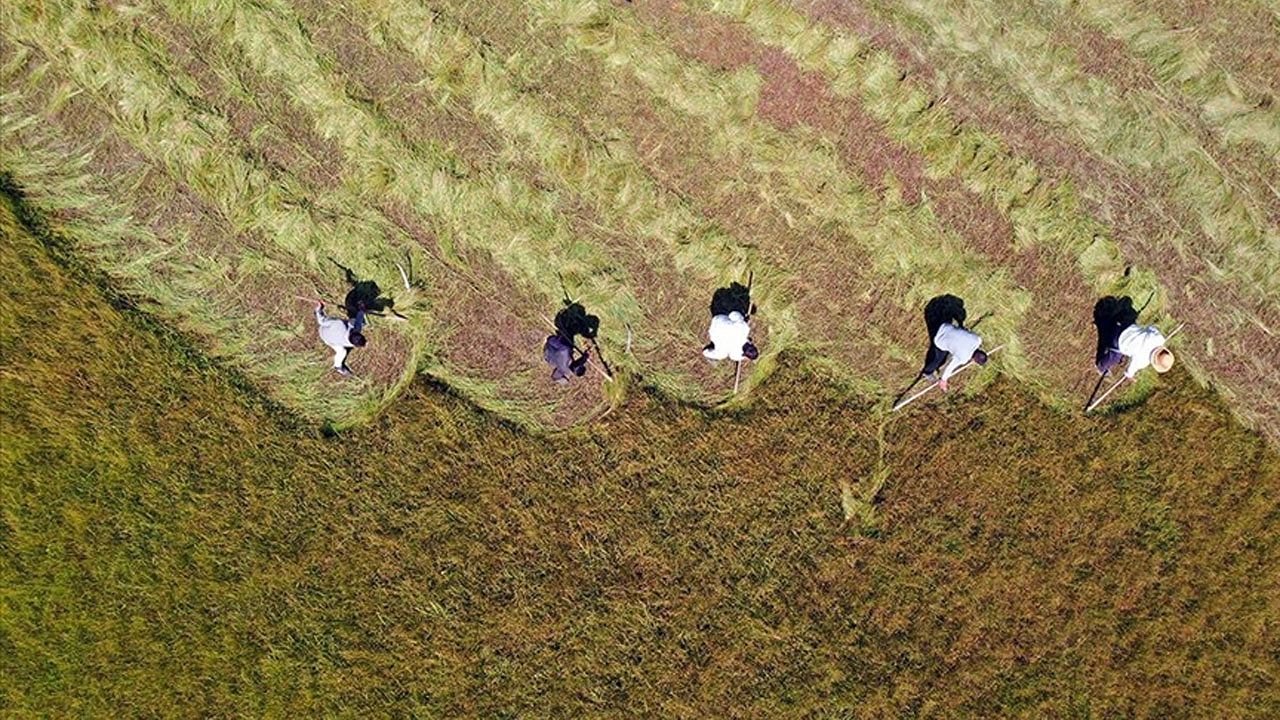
[[4, 187, 1279, 716]]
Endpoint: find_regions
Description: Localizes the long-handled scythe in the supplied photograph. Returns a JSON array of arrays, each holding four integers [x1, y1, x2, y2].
[[892, 344, 1005, 412]]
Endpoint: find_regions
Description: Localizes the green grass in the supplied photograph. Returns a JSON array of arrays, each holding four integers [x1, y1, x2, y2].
[[350, 0, 801, 397], [849, 0, 1280, 299], [1035, 0, 1280, 158], [696, 0, 1277, 438], [7, 0, 1276, 438], [2, 4, 431, 424], [160, 0, 648, 353], [701, 0, 1152, 293], [4, 182, 1280, 716], [529, 0, 1036, 390], [5, 0, 1280, 712]]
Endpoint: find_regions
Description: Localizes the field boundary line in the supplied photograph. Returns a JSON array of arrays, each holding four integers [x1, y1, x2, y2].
[[157, 0, 662, 392], [3, 7, 432, 423]]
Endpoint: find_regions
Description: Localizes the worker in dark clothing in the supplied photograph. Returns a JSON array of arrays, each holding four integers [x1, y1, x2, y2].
[[1093, 296, 1139, 375], [544, 332, 589, 384]]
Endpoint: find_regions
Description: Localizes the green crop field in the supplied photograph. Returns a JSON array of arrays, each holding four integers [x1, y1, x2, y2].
[[2, 0, 1279, 715]]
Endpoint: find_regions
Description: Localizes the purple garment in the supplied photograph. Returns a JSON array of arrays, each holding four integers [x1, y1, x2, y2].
[[1093, 296, 1137, 374], [544, 334, 576, 382]]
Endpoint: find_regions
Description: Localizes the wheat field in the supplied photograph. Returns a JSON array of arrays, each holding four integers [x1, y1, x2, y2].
[[5, 0, 1277, 434], [3, 0, 1280, 715]]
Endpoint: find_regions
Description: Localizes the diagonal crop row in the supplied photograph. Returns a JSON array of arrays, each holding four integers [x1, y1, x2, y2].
[[350, 0, 801, 396], [120, 3, 614, 428], [0, 93, 266, 361], [1032, 0, 1280, 159], [0, 36, 432, 420], [715, 0, 1189, 309], [527, 0, 1038, 392], [159, 0, 762, 407], [698, 0, 1274, 390], [4, 2, 433, 423], [719, 0, 1280, 434], [696, 0, 1162, 300], [155, 0, 661, 386], [420, 0, 936, 396], [843, 0, 1280, 301]]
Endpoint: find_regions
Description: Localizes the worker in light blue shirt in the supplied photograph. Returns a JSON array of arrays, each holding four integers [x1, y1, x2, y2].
[[918, 295, 986, 391], [315, 301, 366, 376]]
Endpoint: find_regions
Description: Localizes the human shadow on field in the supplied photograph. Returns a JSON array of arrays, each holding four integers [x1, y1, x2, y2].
[[331, 258, 395, 318], [709, 281, 754, 318], [1092, 295, 1138, 374], [703, 281, 758, 364], [554, 301, 600, 343]]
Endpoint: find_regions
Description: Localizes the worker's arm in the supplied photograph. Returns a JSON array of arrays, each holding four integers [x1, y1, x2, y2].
[[1124, 353, 1143, 379], [703, 343, 728, 360], [939, 352, 966, 383]]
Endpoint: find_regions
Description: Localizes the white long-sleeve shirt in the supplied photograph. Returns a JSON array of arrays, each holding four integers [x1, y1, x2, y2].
[[316, 307, 355, 369], [934, 323, 982, 381], [1117, 324, 1166, 378], [703, 311, 751, 361]]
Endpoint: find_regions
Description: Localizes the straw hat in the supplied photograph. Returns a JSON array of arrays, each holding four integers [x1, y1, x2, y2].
[[1151, 346, 1174, 373]]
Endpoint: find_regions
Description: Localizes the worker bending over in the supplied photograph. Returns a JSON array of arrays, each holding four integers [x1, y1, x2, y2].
[[543, 332, 589, 384], [1092, 296, 1174, 379], [930, 323, 987, 391], [1114, 325, 1174, 379], [315, 301, 367, 376], [918, 294, 986, 391], [703, 311, 758, 362]]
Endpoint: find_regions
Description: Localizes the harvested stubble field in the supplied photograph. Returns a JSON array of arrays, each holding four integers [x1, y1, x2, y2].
[[2, 0, 1280, 715]]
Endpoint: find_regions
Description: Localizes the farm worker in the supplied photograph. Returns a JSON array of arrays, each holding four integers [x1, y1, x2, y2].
[[544, 332, 589, 384], [315, 301, 367, 376], [1113, 324, 1174, 379], [930, 324, 987, 391], [918, 294, 986, 391], [703, 310, 758, 362], [1092, 295, 1174, 379]]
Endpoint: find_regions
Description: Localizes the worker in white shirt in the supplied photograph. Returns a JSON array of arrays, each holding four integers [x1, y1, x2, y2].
[[918, 294, 986, 391], [930, 323, 987, 391], [1115, 324, 1174, 379], [315, 301, 367, 376], [1092, 295, 1174, 379], [703, 310, 758, 362]]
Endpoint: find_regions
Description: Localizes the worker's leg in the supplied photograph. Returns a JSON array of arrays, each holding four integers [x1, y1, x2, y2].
[[920, 344, 949, 377], [1096, 349, 1125, 375], [1094, 321, 1123, 373]]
